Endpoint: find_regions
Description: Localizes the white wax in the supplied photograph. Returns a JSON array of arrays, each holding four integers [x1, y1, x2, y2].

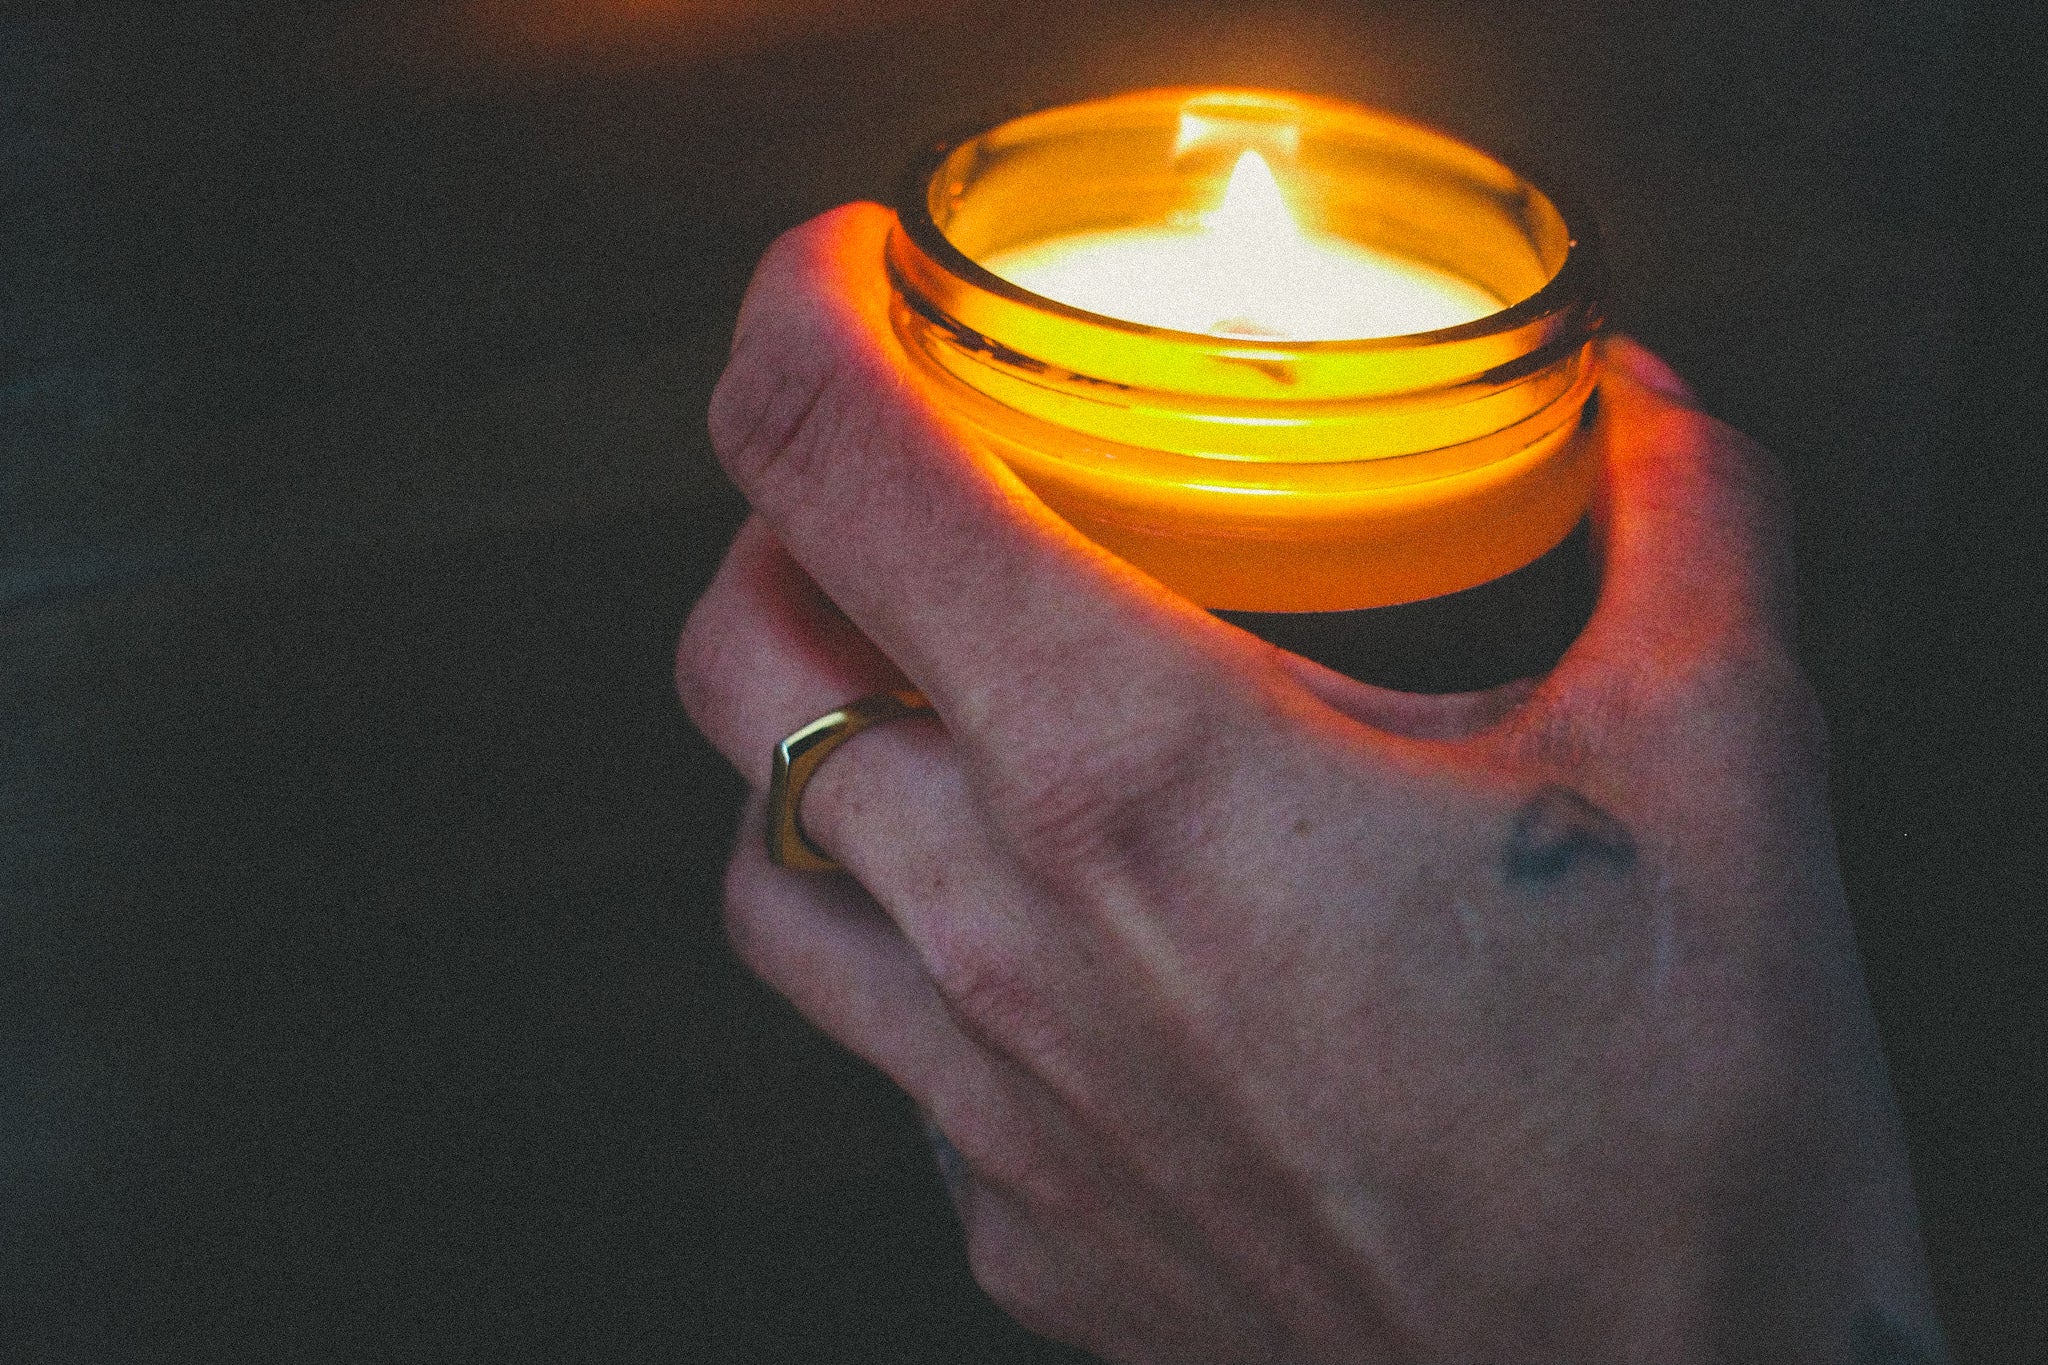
[[979, 150, 1499, 341]]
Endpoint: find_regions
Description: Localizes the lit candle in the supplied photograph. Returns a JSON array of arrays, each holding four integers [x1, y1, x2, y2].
[[886, 89, 1605, 611], [981, 150, 1500, 341]]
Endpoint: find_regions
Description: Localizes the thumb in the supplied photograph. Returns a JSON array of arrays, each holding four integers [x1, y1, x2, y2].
[[1562, 336, 1800, 679]]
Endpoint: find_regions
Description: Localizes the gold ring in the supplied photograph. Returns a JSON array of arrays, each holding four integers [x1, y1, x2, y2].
[[767, 689, 932, 872]]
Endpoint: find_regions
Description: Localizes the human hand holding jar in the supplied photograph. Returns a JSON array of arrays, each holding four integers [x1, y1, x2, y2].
[[676, 203, 1942, 1364]]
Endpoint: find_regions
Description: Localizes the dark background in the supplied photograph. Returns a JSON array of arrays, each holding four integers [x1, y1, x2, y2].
[[3, 2, 2030, 1361]]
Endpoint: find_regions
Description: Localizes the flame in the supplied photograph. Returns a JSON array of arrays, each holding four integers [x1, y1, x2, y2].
[[983, 136, 1497, 341], [1205, 149, 1305, 246], [1197, 150, 1314, 336]]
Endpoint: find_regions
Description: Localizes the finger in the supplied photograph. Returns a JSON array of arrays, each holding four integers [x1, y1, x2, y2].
[[706, 202, 1260, 759], [677, 514, 910, 788], [720, 798, 996, 1105], [722, 807, 1101, 1230], [677, 513, 1017, 911], [945, 1144, 1298, 1365], [1563, 334, 1799, 679], [728, 832, 1208, 1365], [727, 805, 1346, 1363]]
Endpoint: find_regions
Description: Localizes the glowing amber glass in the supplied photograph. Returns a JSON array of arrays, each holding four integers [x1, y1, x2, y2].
[[886, 87, 1604, 612]]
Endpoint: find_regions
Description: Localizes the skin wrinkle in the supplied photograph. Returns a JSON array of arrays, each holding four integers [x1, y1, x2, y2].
[[781, 382, 900, 539], [710, 338, 830, 493], [978, 699, 1216, 889], [1512, 662, 1627, 768]]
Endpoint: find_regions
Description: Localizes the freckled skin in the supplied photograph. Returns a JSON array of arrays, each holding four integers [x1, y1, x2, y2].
[[677, 205, 1943, 1365]]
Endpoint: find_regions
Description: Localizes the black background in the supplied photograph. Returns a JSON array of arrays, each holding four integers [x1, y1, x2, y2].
[[3, 2, 2032, 1361]]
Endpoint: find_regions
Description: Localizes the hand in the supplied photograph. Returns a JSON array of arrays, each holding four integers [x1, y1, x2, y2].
[[677, 203, 1941, 1363]]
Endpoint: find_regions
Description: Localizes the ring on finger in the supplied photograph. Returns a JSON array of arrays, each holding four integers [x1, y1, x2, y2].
[[766, 689, 934, 872]]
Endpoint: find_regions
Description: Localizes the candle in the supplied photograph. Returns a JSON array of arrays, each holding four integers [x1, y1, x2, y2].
[[981, 151, 1501, 342], [886, 89, 1604, 611]]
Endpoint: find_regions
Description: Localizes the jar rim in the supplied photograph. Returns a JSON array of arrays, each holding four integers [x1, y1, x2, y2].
[[893, 86, 1603, 358]]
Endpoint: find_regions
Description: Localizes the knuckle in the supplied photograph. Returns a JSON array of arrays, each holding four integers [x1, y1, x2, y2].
[[929, 944, 1070, 1068], [706, 222, 877, 509], [706, 328, 851, 507], [977, 683, 1230, 886]]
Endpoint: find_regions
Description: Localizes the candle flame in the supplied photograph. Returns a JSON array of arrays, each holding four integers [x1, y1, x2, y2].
[[1205, 149, 1306, 245], [982, 143, 1498, 342], [1196, 150, 1317, 337]]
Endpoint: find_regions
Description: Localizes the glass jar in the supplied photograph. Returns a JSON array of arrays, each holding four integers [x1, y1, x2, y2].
[[885, 87, 1604, 612]]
